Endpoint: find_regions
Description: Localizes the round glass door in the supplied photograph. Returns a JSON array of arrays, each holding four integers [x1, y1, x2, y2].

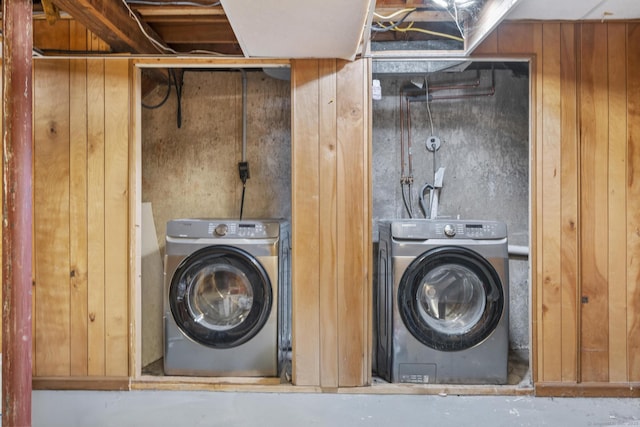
[[169, 245, 272, 348], [398, 246, 504, 352]]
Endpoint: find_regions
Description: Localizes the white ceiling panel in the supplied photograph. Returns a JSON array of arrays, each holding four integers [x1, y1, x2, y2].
[[581, 0, 640, 19], [506, 0, 640, 20], [220, 0, 373, 60]]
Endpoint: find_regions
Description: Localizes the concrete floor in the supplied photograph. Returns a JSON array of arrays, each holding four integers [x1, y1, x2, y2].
[[32, 390, 640, 427]]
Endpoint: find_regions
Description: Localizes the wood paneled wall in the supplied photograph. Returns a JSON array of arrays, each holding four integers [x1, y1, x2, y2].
[[476, 22, 640, 387], [22, 19, 639, 392], [290, 59, 372, 387], [32, 21, 130, 378]]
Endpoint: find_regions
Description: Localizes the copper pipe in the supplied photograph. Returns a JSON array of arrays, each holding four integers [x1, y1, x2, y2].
[[427, 69, 481, 92], [405, 68, 496, 102]]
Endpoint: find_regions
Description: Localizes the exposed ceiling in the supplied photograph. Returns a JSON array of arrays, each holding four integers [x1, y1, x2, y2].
[[19, 0, 639, 61]]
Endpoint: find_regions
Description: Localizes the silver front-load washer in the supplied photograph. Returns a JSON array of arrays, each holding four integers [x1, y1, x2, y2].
[[376, 219, 509, 384], [164, 218, 290, 377]]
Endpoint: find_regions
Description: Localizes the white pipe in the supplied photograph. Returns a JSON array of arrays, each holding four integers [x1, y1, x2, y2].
[[508, 244, 529, 257]]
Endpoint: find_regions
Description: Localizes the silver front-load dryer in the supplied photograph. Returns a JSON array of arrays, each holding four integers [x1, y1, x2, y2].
[[164, 218, 290, 377], [377, 219, 509, 384]]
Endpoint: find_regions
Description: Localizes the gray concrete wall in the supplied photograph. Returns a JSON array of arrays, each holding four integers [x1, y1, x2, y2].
[[141, 65, 530, 367], [141, 70, 292, 253], [140, 70, 291, 367], [372, 65, 530, 352]]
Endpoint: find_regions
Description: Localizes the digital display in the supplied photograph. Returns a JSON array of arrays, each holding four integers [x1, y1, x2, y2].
[[466, 224, 483, 229], [239, 224, 256, 228]]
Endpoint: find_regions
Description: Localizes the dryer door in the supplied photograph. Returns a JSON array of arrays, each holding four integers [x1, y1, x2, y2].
[[398, 246, 504, 352], [169, 245, 272, 348]]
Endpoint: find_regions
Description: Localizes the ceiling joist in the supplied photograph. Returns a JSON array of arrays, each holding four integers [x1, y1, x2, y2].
[[50, 0, 170, 54]]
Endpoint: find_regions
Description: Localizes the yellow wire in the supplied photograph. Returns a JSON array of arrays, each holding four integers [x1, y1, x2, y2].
[[373, 7, 417, 21], [378, 20, 464, 43]]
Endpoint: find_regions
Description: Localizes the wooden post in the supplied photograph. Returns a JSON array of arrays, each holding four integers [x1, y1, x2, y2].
[[2, 0, 34, 426]]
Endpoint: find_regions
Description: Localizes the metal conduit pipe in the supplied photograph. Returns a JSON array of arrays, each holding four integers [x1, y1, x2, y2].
[[399, 87, 406, 181], [240, 69, 247, 162]]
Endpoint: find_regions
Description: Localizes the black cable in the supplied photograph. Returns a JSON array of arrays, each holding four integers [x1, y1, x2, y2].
[[172, 69, 184, 128], [239, 183, 246, 220], [141, 70, 173, 109], [238, 162, 249, 220]]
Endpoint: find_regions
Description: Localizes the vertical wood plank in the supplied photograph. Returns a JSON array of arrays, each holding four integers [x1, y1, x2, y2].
[[0, 60, 2, 350], [540, 23, 563, 382], [531, 23, 544, 385], [474, 29, 498, 55], [291, 59, 321, 386], [318, 59, 339, 388], [131, 65, 143, 378], [607, 23, 628, 383], [104, 59, 130, 377], [33, 20, 72, 377], [498, 23, 534, 54], [87, 58, 106, 376], [33, 20, 69, 50], [627, 23, 640, 382], [559, 23, 579, 382], [34, 58, 71, 376], [336, 59, 367, 387], [89, 30, 110, 52], [364, 58, 373, 384], [69, 21, 89, 377], [580, 23, 610, 382]]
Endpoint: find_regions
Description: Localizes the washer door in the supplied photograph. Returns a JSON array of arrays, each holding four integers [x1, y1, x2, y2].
[[169, 245, 272, 348], [398, 246, 504, 352]]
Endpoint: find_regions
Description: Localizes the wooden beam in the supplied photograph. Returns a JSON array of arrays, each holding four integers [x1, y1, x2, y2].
[[151, 22, 237, 44], [41, 0, 61, 25], [50, 0, 170, 54], [2, 0, 34, 425], [134, 5, 227, 19]]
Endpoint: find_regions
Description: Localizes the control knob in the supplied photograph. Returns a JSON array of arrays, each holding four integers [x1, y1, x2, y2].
[[443, 224, 456, 237], [214, 224, 228, 237]]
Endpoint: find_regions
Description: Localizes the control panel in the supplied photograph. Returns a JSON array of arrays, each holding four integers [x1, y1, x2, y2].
[[208, 222, 267, 238], [391, 220, 507, 240], [435, 222, 501, 238], [167, 219, 279, 239]]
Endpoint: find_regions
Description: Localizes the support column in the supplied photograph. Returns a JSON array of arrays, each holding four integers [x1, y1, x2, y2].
[[2, 0, 34, 426]]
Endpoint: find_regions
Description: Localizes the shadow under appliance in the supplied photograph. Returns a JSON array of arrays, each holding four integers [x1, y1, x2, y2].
[[164, 218, 290, 377], [377, 219, 509, 384]]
